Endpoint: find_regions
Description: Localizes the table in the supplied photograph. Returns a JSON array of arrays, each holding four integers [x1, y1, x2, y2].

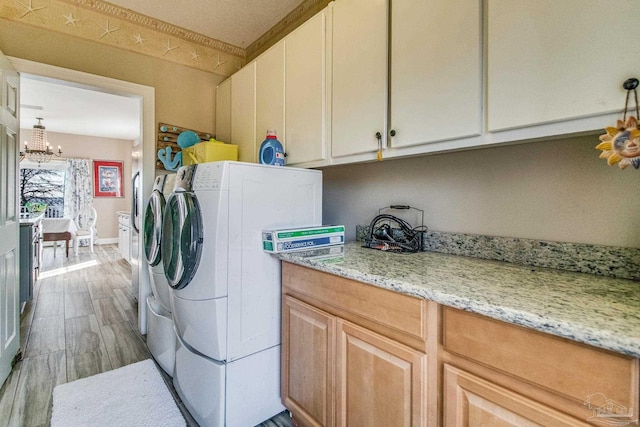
[[42, 218, 78, 257]]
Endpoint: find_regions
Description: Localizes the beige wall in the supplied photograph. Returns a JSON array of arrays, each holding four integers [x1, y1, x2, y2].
[[22, 130, 132, 241], [322, 135, 640, 248], [2, 19, 226, 241], [0, 19, 224, 140]]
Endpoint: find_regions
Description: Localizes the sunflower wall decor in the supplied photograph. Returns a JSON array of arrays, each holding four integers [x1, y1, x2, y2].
[[596, 78, 640, 169]]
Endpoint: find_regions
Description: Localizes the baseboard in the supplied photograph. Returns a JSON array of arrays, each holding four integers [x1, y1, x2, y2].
[[96, 238, 118, 245]]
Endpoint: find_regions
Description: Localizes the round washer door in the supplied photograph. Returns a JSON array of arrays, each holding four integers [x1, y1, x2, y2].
[[161, 191, 203, 290], [143, 190, 166, 266]]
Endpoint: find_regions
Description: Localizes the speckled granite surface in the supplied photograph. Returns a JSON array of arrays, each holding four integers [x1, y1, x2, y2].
[[279, 242, 640, 358], [356, 226, 640, 280]]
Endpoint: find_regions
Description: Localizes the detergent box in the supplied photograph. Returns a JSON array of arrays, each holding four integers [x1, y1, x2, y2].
[[182, 139, 238, 165], [262, 225, 345, 253]]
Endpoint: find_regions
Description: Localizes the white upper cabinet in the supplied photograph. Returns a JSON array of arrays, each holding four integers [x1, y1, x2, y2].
[[215, 78, 231, 144], [389, 0, 481, 148], [284, 9, 329, 166], [331, 0, 388, 158], [487, 0, 640, 132], [255, 41, 285, 157], [330, 0, 482, 162], [219, 0, 638, 168], [231, 63, 257, 163]]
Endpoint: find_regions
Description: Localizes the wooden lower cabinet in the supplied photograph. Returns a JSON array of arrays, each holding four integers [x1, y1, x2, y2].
[[282, 296, 335, 427], [336, 319, 426, 427], [282, 263, 640, 427], [443, 364, 590, 426], [282, 294, 427, 427], [442, 307, 640, 426]]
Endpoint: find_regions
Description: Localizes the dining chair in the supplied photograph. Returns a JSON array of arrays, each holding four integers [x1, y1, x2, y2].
[[74, 206, 97, 255]]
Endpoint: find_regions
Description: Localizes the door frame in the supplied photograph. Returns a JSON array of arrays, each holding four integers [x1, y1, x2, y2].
[[7, 57, 155, 334]]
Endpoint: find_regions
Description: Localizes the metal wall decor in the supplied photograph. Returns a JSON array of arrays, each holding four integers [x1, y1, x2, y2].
[[596, 78, 640, 169], [156, 123, 212, 170]]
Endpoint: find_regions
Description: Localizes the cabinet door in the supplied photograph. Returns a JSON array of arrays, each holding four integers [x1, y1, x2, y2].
[[215, 78, 231, 144], [331, 0, 387, 158], [123, 225, 131, 263], [118, 222, 124, 257], [336, 319, 426, 427], [282, 296, 335, 427], [256, 41, 285, 155], [389, 0, 481, 148], [443, 364, 590, 427], [284, 9, 328, 166], [231, 63, 257, 162], [487, 0, 640, 131]]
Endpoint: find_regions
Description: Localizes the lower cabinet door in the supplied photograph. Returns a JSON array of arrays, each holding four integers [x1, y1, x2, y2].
[[282, 295, 335, 427], [443, 364, 590, 426], [336, 319, 427, 427]]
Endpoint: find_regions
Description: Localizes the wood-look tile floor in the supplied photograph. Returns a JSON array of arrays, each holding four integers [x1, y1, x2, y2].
[[0, 244, 293, 427]]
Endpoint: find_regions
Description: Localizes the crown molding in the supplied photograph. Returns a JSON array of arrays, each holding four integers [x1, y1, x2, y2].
[[246, 0, 331, 61]]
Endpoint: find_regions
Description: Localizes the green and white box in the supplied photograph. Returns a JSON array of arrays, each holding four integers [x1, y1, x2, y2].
[[262, 225, 345, 253]]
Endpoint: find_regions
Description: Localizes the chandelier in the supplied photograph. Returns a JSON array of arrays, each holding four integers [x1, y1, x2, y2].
[[21, 118, 62, 164]]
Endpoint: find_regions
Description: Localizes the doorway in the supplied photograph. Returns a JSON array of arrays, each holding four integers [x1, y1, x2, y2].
[[8, 57, 155, 335]]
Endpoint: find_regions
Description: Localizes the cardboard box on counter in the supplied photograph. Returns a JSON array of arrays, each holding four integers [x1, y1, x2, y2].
[[283, 244, 345, 261], [262, 225, 345, 253]]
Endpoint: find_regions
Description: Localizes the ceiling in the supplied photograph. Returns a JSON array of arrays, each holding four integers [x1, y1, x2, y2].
[[19, 0, 305, 141], [107, 0, 304, 50], [20, 74, 141, 141]]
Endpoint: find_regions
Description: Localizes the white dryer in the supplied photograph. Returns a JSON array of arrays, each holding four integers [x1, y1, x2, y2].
[[162, 162, 322, 427], [143, 173, 176, 376]]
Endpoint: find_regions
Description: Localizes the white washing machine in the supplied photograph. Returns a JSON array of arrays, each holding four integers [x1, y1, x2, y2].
[[143, 173, 176, 376], [162, 162, 322, 427]]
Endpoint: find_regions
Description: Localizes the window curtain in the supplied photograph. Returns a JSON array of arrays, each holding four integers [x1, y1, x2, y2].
[[64, 159, 96, 244]]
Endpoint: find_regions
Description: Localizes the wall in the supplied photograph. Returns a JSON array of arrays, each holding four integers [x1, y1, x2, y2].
[[321, 135, 640, 249], [21, 130, 132, 241], [5, 11, 638, 251], [0, 20, 224, 140]]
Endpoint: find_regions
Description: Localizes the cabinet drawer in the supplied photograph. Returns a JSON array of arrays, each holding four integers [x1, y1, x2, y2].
[[443, 307, 639, 414], [118, 214, 129, 226], [443, 364, 590, 426], [282, 262, 428, 351]]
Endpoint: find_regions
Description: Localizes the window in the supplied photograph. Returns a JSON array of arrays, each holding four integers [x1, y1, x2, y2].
[[19, 161, 66, 218]]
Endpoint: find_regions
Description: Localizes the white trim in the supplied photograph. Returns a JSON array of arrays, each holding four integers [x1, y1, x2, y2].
[[8, 57, 155, 335], [20, 158, 67, 170], [96, 237, 118, 245]]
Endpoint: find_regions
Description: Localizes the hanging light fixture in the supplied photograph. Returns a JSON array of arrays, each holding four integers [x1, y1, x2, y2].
[[21, 117, 62, 164]]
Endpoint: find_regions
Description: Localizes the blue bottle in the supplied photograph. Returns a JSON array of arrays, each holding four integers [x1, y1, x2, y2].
[[259, 129, 285, 166]]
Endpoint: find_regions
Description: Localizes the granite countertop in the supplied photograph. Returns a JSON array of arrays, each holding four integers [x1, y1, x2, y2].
[[279, 242, 640, 358]]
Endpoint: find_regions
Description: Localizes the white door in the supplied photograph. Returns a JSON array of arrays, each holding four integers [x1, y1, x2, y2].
[[284, 9, 328, 165], [331, 0, 387, 158], [0, 49, 20, 387], [231, 63, 257, 163]]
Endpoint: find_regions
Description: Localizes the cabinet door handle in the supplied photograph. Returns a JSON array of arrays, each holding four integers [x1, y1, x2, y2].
[[390, 129, 396, 137], [375, 132, 383, 161]]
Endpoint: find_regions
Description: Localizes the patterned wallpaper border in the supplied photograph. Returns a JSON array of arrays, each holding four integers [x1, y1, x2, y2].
[[2, 0, 336, 76], [1, 0, 245, 77]]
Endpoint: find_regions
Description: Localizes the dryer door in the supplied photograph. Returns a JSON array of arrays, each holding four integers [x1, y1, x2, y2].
[[162, 191, 203, 290], [143, 190, 166, 267]]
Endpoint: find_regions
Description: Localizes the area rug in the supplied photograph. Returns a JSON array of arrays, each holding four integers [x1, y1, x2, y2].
[[51, 359, 185, 427]]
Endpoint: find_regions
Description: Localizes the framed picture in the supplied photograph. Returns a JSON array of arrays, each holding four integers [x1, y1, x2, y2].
[[93, 160, 124, 197]]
